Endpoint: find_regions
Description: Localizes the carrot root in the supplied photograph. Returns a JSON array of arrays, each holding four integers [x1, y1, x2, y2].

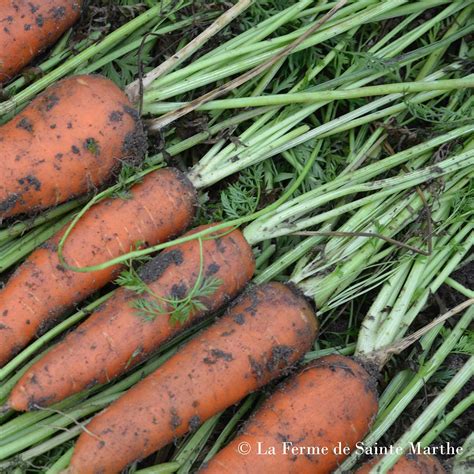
[[200, 355, 378, 474], [8, 224, 255, 409], [0, 1, 83, 83], [67, 282, 318, 473], [0, 74, 145, 219], [0, 168, 196, 367]]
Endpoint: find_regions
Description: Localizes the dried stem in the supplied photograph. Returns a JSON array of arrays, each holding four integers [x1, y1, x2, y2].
[[369, 298, 474, 369]]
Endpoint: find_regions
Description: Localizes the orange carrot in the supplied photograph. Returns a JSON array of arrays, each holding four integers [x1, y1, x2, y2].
[[0, 168, 196, 367], [66, 282, 318, 474], [0, 1, 83, 83], [200, 354, 378, 474], [355, 453, 446, 473], [8, 224, 254, 408], [0, 74, 145, 219]]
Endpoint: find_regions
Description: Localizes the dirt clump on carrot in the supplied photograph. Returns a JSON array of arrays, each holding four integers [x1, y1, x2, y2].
[[355, 453, 446, 473], [65, 282, 318, 474], [200, 355, 378, 474], [0, 0, 83, 83], [0, 74, 145, 219], [8, 225, 255, 409], [0, 168, 196, 367]]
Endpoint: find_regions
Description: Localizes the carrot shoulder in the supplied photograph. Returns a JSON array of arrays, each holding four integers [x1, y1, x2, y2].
[[200, 355, 378, 474], [67, 282, 318, 474], [0, 74, 145, 219], [0, 0, 83, 83], [355, 453, 446, 473], [8, 224, 254, 408], [0, 168, 196, 367]]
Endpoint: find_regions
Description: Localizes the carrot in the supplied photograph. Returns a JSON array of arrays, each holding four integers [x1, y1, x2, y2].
[[355, 453, 446, 473], [200, 354, 378, 474], [7, 224, 254, 408], [0, 168, 196, 367], [65, 282, 317, 474], [0, 74, 145, 219], [0, 0, 83, 83]]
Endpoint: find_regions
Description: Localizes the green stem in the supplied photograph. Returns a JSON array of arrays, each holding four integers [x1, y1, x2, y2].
[[294, 191, 415, 282], [375, 223, 472, 349], [246, 147, 474, 243], [244, 121, 472, 242], [335, 305, 474, 472], [0, 390, 95, 444], [377, 369, 414, 415], [146, 0, 313, 92], [304, 188, 436, 305], [418, 5, 474, 77], [44, 447, 74, 474], [201, 394, 259, 464], [418, 392, 474, 447], [252, 80, 466, 284], [143, 0, 408, 102], [445, 277, 474, 298], [255, 244, 276, 271], [0, 422, 83, 468], [374, 356, 474, 472], [135, 462, 182, 474], [80, 13, 218, 77], [0, 395, 118, 460], [396, 229, 473, 341], [189, 82, 450, 189], [357, 260, 413, 355], [373, 0, 454, 21], [0, 197, 87, 243], [126, 0, 252, 102], [0, 214, 72, 272], [173, 414, 221, 474], [304, 343, 356, 360], [254, 233, 328, 284], [144, 77, 474, 113]]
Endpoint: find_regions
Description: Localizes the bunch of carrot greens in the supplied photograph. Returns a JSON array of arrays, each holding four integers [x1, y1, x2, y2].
[[0, 0, 473, 472]]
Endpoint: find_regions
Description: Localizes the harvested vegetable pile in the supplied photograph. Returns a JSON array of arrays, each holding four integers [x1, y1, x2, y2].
[[0, 1, 472, 473]]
